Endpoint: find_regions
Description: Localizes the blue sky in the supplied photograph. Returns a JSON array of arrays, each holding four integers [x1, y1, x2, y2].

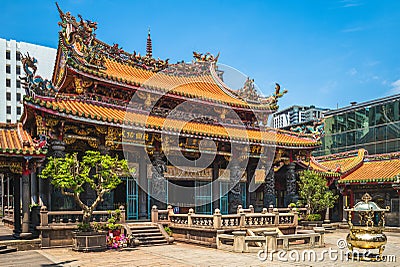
[[2, 0, 400, 110]]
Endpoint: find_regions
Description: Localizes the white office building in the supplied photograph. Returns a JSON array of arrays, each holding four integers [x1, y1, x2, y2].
[[0, 38, 56, 123], [272, 105, 329, 129]]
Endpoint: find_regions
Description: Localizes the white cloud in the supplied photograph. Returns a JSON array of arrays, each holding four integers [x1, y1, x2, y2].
[[347, 68, 358, 76], [390, 79, 400, 94], [342, 27, 363, 33]]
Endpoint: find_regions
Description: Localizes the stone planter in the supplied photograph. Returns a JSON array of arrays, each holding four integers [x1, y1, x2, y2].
[[72, 231, 107, 252]]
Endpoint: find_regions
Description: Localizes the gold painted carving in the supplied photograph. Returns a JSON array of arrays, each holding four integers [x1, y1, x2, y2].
[[74, 77, 93, 94]]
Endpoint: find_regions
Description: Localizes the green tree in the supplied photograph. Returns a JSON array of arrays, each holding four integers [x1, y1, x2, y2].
[[298, 170, 338, 215], [40, 151, 132, 226]]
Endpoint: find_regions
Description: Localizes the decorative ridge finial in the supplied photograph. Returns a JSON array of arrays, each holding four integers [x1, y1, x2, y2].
[[146, 27, 152, 58]]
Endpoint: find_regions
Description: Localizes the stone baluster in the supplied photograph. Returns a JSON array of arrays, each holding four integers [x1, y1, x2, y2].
[[187, 208, 193, 227], [151, 205, 158, 223], [119, 205, 126, 223], [213, 209, 222, 229]]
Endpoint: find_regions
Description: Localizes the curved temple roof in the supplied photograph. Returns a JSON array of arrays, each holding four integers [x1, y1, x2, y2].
[[51, 5, 281, 110], [24, 97, 319, 148], [0, 123, 47, 157], [306, 149, 400, 184]]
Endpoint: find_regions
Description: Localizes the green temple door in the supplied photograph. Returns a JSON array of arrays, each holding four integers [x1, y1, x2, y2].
[[126, 177, 138, 220]]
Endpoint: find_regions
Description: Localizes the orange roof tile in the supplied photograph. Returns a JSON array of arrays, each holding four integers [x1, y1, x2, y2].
[[339, 159, 400, 183], [313, 149, 366, 173], [25, 97, 319, 148], [70, 58, 273, 109], [0, 123, 46, 157]]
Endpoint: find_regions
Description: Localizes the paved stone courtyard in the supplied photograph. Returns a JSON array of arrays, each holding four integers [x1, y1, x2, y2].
[[1, 229, 399, 267]]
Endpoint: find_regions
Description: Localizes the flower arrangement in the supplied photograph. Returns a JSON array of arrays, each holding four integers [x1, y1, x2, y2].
[[107, 232, 128, 249]]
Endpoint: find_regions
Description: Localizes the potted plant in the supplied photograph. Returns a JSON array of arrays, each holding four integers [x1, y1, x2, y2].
[[40, 150, 132, 251], [297, 170, 338, 227]]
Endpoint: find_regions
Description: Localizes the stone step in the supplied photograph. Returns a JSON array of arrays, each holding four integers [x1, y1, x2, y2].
[[135, 235, 165, 240], [139, 239, 168, 246], [0, 246, 17, 254], [130, 232, 162, 237], [126, 225, 157, 230], [129, 228, 160, 234]]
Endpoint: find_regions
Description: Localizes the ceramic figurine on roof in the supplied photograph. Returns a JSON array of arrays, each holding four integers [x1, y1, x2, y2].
[[20, 53, 57, 97]]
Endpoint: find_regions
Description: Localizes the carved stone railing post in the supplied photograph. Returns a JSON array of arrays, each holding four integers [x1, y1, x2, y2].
[[239, 211, 245, 227], [213, 209, 222, 229], [273, 208, 279, 226], [40, 206, 48, 227], [236, 205, 242, 214], [232, 231, 246, 253], [293, 209, 299, 226], [261, 208, 268, 214], [119, 205, 126, 223], [167, 205, 174, 221], [151, 205, 158, 223], [249, 205, 254, 213], [187, 208, 194, 227], [268, 205, 274, 213], [264, 230, 278, 252]]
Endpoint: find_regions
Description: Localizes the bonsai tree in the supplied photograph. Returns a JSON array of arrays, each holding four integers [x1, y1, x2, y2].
[[40, 150, 132, 227], [298, 170, 338, 219]]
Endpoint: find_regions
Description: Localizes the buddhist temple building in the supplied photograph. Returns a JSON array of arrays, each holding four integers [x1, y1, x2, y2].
[[0, 4, 325, 237], [303, 148, 400, 226]]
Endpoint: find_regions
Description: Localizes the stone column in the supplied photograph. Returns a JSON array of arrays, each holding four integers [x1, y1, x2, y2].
[[20, 169, 31, 238], [49, 140, 66, 210], [212, 160, 220, 211], [13, 173, 21, 237], [228, 165, 243, 214], [7, 174, 10, 213], [30, 171, 37, 204], [38, 160, 48, 207], [0, 174, 3, 217], [263, 167, 276, 208], [138, 148, 148, 219], [284, 162, 297, 207]]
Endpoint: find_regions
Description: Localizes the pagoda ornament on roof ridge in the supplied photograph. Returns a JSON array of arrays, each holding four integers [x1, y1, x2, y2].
[[56, 3, 168, 72]]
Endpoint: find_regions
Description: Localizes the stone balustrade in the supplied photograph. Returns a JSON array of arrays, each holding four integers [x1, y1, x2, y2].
[[151, 205, 298, 230], [37, 205, 125, 248]]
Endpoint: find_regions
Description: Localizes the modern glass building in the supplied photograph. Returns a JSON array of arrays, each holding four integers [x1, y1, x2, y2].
[[317, 94, 400, 156]]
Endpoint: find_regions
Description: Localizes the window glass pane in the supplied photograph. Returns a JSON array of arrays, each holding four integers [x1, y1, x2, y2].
[[16, 80, 20, 88], [16, 65, 21, 75], [6, 92, 11, 101], [6, 106, 11, 114], [368, 106, 375, 126], [355, 109, 366, 128], [6, 50, 10, 60], [16, 93, 21, 102], [375, 126, 387, 142], [387, 140, 399, 153], [347, 112, 356, 130], [6, 65, 11, 74], [16, 52, 21, 61], [346, 131, 355, 146], [17, 107, 21, 115], [335, 114, 346, 133], [6, 79, 11, 87]]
